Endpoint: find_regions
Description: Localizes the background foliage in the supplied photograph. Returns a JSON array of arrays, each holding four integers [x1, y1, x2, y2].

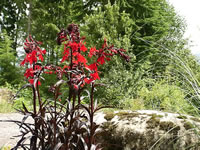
[[1, 0, 200, 115]]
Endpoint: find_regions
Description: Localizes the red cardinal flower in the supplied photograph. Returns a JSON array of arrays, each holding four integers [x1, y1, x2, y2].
[[77, 53, 87, 64], [21, 36, 46, 65], [87, 63, 98, 71], [90, 72, 100, 80], [88, 47, 98, 58], [24, 68, 34, 78], [97, 56, 105, 65], [29, 79, 41, 86], [69, 42, 78, 52], [80, 43, 87, 52]]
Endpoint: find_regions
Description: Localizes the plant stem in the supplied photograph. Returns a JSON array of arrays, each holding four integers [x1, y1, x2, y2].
[[32, 86, 37, 115], [37, 82, 42, 111], [89, 83, 95, 149], [78, 90, 81, 104], [36, 82, 45, 149], [54, 90, 57, 146], [31, 86, 37, 150], [72, 93, 76, 109]]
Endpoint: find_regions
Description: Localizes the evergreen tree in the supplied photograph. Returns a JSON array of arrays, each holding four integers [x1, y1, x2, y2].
[[81, 2, 136, 105], [0, 30, 22, 85]]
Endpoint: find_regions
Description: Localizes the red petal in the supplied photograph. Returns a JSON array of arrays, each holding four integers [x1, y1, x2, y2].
[[29, 79, 34, 84], [29, 79, 41, 86], [84, 78, 93, 84], [97, 56, 105, 65], [20, 59, 26, 66], [74, 84, 78, 89], [88, 47, 98, 58], [88, 63, 98, 71], [42, 50, 46, 54], [102, 39, 107, 49], [90, 72, 100, 80], [39, 54, 44, 61], [61, 55, 67, 63], [80, 44, 87, 52], [38, 80, 41, 85], [77, 54, 87, 64]]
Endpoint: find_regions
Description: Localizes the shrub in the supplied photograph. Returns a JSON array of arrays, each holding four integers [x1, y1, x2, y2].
[[138, 80, 196, 114]]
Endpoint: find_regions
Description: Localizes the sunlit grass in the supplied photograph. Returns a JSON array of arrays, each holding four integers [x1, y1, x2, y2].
[[0, 100, 15, 113], [0, 145, 11, 150]]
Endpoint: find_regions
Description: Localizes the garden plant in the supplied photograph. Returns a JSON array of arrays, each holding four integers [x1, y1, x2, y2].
[[11, 24, 129, 150]]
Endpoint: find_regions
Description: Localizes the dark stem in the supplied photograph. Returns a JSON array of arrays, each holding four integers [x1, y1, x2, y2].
[[32, 86, 37, 115], [36, 81, 42, 111], [31, 85, 37, 150], [78, 90, 81, 104], [64, 88, 72, 114], [90, 83, 94, 115], [72, 93, 76, 109], [70, 47, 73, 72], [30, 62, 38, 149], [36, 81, 45, 149], [53, 89, 57, 146], [88, 83, 95, 149]]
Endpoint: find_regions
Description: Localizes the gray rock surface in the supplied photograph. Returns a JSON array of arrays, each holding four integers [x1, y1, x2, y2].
[[0, 113, 33, 148], [1, 110, 200, 150], [96, 110, 200, 150]]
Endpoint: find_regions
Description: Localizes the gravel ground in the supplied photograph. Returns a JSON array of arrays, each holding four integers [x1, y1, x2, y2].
[[0, 113, 33, 148]]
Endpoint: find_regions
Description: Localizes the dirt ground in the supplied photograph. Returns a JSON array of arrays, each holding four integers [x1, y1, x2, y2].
[[0, 113, 32, 148]]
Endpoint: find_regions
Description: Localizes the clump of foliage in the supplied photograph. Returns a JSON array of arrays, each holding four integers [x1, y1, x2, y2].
[[0, 30, 22, 85], [10, 24, 129, 150], [138, 80, 197, 114]]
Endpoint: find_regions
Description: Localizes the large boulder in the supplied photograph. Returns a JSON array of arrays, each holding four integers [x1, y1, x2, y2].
[[95, 110, 200, 150]]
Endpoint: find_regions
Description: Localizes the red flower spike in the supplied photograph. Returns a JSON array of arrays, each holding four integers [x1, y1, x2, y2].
[[24, 68, 34, 78], [35, 65, 42, 70], [69, 42, 78, 52], [90, 72, 100, 80], [77, 54, 87, 64], [28, 79, 41, 85], [38, 80, 41, 85], [39, 54, 44, 61], [57, 29, 67, 45], [74, 84, 79, 90], [29, 79, 34, 84], [102, 39, 107, 49], [42, 50, 46, 54], [89, 47, 98, 58], [20, 59, 26, 66], [61, 55, 68, 63], [106, 57, 111, 61], [21, 36, 46, 65], [87, 63, 98, 71], [29, 79, 41, 86], [80, 43, 87, 52], [63, 46, 70, 55], [29, 79, 41, 85], [44, 71, 53, 74], [97, 56, 105, 65], [84, 78, 92, 84]]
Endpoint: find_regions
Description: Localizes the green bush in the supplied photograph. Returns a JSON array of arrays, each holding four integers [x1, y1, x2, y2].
[[0, 83, 34, 112], [137, 81, 197, 114], [0, 99, 14, 113], [123, 98, 145, 110]]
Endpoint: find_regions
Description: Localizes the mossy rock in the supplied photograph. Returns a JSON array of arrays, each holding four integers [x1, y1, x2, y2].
[[104, 111, 140, 121], [184, 121, 194, 130], [98, 110, 200, 150]]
